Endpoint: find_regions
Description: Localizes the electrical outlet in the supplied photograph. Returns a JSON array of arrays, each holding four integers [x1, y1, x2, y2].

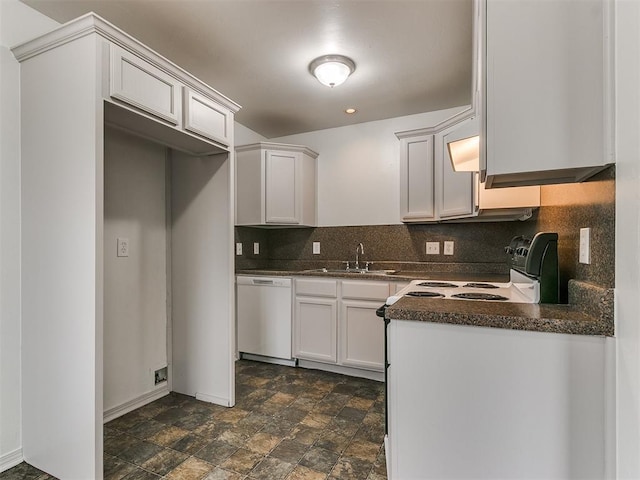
[[117, 237, 129, 257], [236, 243, 243, 255], [579, 228, 591, 264], [426, 241, 440, 255], [444, 241, 454, 255], [253, 242, 260, 255], [313, 242, 321, 255]]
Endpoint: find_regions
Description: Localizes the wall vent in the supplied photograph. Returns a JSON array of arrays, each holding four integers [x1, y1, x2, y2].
[[154, 366, 168, 385]]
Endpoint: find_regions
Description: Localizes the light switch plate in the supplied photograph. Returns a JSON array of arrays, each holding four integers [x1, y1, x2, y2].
[[579, 228, 591, 264], [313, 242, 321, 255], [426, 241, 440, 255], [253, 242, 260, 255], [117, 237, 129, 257], [236, 243, 243, 255]]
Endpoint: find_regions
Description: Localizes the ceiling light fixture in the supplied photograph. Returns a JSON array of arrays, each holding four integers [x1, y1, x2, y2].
[[309, 55, 356, 88], [345, 108, 357, 114]]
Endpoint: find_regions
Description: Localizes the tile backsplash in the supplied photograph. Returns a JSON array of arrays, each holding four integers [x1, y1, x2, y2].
[[236, 165, 615, 303]]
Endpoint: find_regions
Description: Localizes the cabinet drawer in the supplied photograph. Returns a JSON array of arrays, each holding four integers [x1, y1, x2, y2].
[[183, 87, 230, 146], [342, 280, 390, 301], [110, 44, 181, 125], [295, 278, 337, 297]]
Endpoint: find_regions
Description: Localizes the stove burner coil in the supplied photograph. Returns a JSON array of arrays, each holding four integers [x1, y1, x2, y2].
[[417, 282, 459, 288], [405, 291, 446, 298], [462, 282, 499, 289], [452, 293, 509, 301]]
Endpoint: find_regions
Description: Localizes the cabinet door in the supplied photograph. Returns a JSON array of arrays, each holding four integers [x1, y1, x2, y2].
[[294, 296, 337, 364], [436, 124, 475, 219], [485, 0, 612, 186], [110, 44, 181, 125], [339, 299, 385, 371], [399, 135, 435, 222], [183, 87, 230, 147], [265, 150, 300, 224]]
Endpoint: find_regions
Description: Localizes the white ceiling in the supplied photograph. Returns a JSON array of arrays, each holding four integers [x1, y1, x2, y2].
[[21, 0, 473, 138]]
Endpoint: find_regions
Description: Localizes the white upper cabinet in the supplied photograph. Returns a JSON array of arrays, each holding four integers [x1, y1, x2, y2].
[[481, 0, 614, 187], [110, 44, 182, 126], [236, 142, 318, 226], [398, 119, 476, 223], [397, 111, 540, 223], [435, 120, 476, 219], [183, 87, 232, 146], [265, 149, 300, 224], [106, 42, 237, 154], [398, 132, 436, 221]]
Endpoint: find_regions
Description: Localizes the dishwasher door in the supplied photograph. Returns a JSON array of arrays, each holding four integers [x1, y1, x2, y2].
[[236, 276, 292, 360]]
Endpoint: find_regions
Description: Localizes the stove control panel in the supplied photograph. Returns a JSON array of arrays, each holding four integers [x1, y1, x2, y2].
[[506, 232, 559, 303]]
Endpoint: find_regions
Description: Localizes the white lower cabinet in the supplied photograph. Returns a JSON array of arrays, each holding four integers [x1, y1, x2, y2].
[[294, 296, 337, 363], [339, 300, 385, 371], [388, 320, 609, 479], [294, 278, 388, 373]]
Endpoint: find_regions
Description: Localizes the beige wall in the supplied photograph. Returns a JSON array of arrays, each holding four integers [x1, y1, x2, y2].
[[103, 128, 169, 413], [270, 106, 467, 226]]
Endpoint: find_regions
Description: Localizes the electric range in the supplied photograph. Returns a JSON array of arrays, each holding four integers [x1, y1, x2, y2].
[[386, 231, 559, 306], [377, 232, 560, 449], [390, 269, 539, 304]]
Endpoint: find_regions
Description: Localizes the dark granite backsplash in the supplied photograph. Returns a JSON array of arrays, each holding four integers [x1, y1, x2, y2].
[[535, 166, 615, 299], [235, 222, 537, 272], [236, 165, 615, 304]]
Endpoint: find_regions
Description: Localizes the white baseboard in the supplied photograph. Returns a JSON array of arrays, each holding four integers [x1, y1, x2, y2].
[[195, 392, 231, 407], [103, 385, 170, 423], [240, 352, 297, 367], [0, 448, 23, 473], [298, 359, 384, 382]]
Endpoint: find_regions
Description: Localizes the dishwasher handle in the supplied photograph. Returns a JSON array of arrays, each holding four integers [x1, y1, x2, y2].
[[236, 276, 292, 287]]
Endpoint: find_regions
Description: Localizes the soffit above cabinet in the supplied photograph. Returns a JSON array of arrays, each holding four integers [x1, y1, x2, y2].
[[236, 142, 319, 160]]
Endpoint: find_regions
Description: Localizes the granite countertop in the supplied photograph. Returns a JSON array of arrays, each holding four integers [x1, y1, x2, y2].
[[235, 268, 614, 337], [235, 269, 510, 283], [385, 295, 613, 337]]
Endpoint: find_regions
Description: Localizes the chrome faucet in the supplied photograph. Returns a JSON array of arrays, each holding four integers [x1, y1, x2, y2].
[[355, 243, 364, 270]]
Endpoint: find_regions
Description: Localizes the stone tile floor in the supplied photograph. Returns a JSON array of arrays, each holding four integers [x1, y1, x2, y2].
[[1, 360, 387, 480]]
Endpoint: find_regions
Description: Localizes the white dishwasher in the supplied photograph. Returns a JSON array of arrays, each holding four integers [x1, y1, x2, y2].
[[236, 276, 292, 361]]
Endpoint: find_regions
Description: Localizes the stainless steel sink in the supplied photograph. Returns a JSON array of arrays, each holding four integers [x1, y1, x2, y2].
[[303, 268, 396, 276]]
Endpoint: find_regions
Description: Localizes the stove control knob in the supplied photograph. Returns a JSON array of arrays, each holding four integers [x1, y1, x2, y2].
[[504, 246, 514, 254]]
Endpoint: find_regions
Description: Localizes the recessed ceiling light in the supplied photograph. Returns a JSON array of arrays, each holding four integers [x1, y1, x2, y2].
[[345, 108, 357, 114], [309, 55, 356, 88]]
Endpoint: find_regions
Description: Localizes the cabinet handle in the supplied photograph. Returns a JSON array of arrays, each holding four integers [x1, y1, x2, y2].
[[252, 279, 274, 285]]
